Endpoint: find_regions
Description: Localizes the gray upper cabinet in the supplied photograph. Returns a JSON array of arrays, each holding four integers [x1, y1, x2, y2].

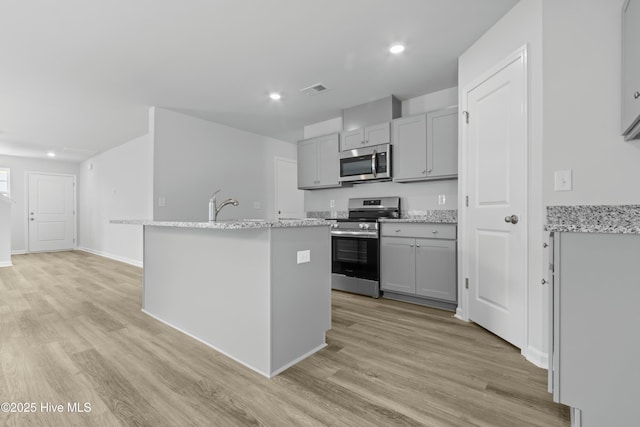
[[392, 107, 458, 182], [427, 107, 458, 178], [297, 133, 341, 190], [392, 114, 428, 181], [622, 0, 640, 140], [340, 122, 390, 151]]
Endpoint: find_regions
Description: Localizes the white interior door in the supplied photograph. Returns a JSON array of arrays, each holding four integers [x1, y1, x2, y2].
[[275, 157, 304, 219], [28, 173, 75, 252], [464, 49, 527, 348]]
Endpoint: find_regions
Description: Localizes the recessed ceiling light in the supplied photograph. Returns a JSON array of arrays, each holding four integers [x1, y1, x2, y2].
[[46, 151, 56, 157], [269, 92, 282, 101], [389, 43, 405, 54]]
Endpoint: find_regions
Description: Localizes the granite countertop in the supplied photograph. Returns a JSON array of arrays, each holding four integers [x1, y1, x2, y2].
[[110, 218, 329, 230], [379, 210, 457, 224], [545, 205, 640, 234]]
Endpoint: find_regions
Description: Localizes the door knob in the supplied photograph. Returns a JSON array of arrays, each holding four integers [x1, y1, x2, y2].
[[30, 218, 34, 221], [541, 279, 547, 285], [504, 214, 519, 224]]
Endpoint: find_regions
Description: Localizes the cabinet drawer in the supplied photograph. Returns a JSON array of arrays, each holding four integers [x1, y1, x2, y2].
[[381, 223, 456, 239]]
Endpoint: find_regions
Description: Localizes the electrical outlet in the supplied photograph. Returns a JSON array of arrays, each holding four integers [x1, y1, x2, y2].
[[296, 250, 311, 264], [253, 201, 261, 209], [438, 194, 446, 205], [330, 200, 335, 208], [158, 196, 166, 207], [554, 170, 572, 191]]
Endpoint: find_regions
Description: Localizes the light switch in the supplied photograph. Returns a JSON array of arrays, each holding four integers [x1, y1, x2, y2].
[[296, 250, 310, 264], [158, 196, 166, 207], [554, 170, 572, 191]]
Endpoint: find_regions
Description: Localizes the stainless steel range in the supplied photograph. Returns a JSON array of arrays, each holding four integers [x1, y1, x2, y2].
[[331, 197, 400, 298]]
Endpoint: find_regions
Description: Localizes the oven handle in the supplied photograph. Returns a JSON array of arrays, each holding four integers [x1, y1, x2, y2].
[[331, 230, 378, 239], [371, 149, 377, 178]]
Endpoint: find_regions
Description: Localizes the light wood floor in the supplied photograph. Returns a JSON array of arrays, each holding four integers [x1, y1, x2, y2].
[[0, 251, 569, 426]]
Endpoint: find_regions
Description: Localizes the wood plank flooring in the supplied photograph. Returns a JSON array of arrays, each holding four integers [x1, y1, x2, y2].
[[0, 251, 570, 426]]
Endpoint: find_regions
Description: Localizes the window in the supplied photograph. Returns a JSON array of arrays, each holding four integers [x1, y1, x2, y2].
[[0, 168, 9, 197]]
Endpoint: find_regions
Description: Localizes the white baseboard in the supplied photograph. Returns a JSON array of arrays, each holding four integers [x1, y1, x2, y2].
[[0, 261, 13, 268], [76, 247, 143, 268], [454, 307, 469, 322], [11, 250, 26, 255], [523, 345, 548, 369]]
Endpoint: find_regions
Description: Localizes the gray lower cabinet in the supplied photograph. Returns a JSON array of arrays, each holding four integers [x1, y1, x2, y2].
[[415, 239, 456, 301], [297, 133, 341, 189], [381, 223, 457, 310], [548, 232, 640, 426], [380, 237, 416, 293], [622, 0, 640, 140], [392, 107, 458, 182]]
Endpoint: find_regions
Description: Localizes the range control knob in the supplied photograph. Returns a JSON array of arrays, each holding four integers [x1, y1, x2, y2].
[[359, 223, 370, 230], [331, 223, 339, 229]]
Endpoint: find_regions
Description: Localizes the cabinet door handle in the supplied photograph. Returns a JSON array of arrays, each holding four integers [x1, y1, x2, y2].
[[416, 244, 420, 248], [427, 169, 432, 174], [635, 91, 640, 99], [395, 229, 401, 232], [432, 230, 438, 234], [409, 244, 414, 247], [421, 170, 426, 174]]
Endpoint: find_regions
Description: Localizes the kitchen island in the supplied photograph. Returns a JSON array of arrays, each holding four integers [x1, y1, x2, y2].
[[112, 218, 331, 378]]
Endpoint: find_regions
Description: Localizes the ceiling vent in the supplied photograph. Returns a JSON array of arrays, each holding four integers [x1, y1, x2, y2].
[[300, 83, 329, 96]]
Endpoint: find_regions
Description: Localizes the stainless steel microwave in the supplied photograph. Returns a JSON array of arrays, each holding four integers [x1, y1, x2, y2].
[[338, 144, 392, 183]]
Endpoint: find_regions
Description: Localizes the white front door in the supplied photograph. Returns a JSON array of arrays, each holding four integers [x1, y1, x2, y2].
[[275, 157, 304, 219], [28, 173, 75, 252], [464, 48, 527, 348]]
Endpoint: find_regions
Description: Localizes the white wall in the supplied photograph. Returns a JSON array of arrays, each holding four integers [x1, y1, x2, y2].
[[302, 88, 459, 214], [543, 0, 639, 205], [0, 155, 79, 253], [78, 134, 153, 267], [458, 0, 546, 366], [152, 108, 297, 221]]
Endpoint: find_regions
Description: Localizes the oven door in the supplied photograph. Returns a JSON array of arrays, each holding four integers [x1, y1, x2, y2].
[[331, 234, 379, 280]]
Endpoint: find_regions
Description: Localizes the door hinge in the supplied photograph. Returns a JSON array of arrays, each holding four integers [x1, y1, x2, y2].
[[463, 111, 469, 124], [465, 195, 469, 207], [465, 278, 469, 289]]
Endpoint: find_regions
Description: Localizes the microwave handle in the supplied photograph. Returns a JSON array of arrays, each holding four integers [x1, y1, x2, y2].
[[371, 149, 377, 178]]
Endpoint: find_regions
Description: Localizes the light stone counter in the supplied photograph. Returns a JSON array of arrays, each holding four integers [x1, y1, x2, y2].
[[111, 218, 328, 229], [379, 210, 457, 224], [545, 205, 640, 234]]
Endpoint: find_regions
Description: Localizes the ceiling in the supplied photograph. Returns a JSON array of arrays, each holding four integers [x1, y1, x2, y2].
[[0, 0, 519, 162]]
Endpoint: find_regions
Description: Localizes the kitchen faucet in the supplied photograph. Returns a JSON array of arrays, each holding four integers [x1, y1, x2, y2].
[[209, 190, 239, 221]]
